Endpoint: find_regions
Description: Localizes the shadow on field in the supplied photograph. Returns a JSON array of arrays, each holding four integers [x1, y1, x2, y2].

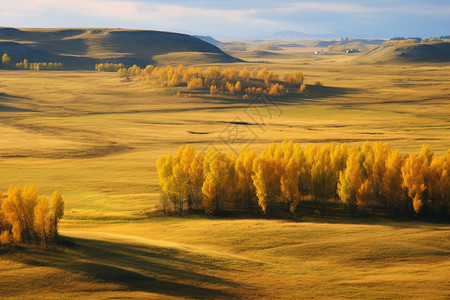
[[298, 84, 358, 102], [0, 92, 34, 112], [0, 92, 30, 101], [190, 84, 358, 106], [0, 104, 34, 112], [18, 236, 237, 299]]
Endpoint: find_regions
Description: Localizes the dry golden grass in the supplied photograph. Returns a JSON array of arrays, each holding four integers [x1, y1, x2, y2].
[[1, 46, 449, 298], [0, 219, 448, 299]]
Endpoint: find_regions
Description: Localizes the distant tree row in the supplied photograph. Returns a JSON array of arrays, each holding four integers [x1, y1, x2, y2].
[[383, 38, 448, 46], [15, 59, 63, 70], [221, 44, 247, 52], [260, 44, 281, 51], [1, 54, 63, 70], [97, 64, 307, 98], [0, 185, 64, 248], [157, 142, 450, 218], [95, 63, 125, 72]]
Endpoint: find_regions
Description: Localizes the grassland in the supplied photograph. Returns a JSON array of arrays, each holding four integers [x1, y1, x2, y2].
[[1, 218, 449, 299], [0, 45, 449, 298]]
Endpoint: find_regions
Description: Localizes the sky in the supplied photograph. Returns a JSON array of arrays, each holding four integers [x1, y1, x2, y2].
[[1, 0, 449, 39]]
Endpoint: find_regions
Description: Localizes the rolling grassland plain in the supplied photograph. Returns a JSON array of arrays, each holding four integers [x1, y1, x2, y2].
[[0, 43, 449, 299]]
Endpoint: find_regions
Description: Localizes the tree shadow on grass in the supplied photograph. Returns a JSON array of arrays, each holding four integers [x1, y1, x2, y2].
[[188, 84, 358, 106], [0, 92, 34, 112], [16, 236, 240, 299], [0, 92, 30, 101], [0, 104, 34, 112]]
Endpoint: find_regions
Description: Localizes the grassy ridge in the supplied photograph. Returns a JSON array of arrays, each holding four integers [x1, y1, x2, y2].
[[0, 27, 238, 69]]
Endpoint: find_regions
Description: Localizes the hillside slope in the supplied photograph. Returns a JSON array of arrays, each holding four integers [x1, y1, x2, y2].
[[354, 42, 450, 64], [0, 27, 240, 69]]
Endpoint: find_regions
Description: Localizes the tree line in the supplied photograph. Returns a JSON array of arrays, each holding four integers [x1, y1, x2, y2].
[[157, 142, 450, 218], [95, 63, 125, 72], [0, 185, 64, 248], [96, 64, 307, 99], [16, 59, 63, 70], [1, 54, 63, 70]]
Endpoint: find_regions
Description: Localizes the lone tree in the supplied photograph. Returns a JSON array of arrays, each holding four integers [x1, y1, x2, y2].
[[2, 53, 11, 66]]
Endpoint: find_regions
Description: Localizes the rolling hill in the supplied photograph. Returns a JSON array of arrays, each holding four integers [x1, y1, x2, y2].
[[354, 41, 450, 64], [0, 27, 240, 69]]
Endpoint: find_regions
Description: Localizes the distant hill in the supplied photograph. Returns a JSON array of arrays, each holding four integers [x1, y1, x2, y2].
[[315, 39, 385, 48], [0, 27, 240, 69], [354, 41, 450, 64], [270, 31, 310, 39], [259, 31, 386, 41], [193, 35, 232, 47], [277, 43, 304, 48]]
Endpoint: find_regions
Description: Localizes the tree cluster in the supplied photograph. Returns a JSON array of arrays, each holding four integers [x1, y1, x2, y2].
[[109, 64, 306, 98], [327, 42, 369, 52], [157, 142, 450, 218], [0, 185, 64, 248]]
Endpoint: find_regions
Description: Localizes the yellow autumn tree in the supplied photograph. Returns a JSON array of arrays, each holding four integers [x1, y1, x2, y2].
[[0, 230, 12, 246], [201, 176, 216, 214], [189, 151, 205, 211], [51, 191, 64, 237], [205, 66, 221, 80], [402, 153, 427, 214], [440, 150, 450, 216], [252, 145, 283, 214], [268, 83, 286, 96], [359, 142, 391, 210], [330, 143, 348, 199], [187, 77, 204, 91], [34, 196, 51, 248], [280, 155, 300, 212], [172, 147, 191, 213], [235, 81, 242, 93], [235, 148, 257, 210], [210, 85, 219, 94], [202, 148, 236, 214], [2, 53, 11, 65], [156, 153, 175, 213], [310, 143, 340, 209], [383, 150, 406, 215], [338, 146, 363, 216], [439, 169, 450, 217], [238, 68, 250, 82], [429, 149, 450, 216], [419, 144, 433, 164], [277, 141, 302, 212]]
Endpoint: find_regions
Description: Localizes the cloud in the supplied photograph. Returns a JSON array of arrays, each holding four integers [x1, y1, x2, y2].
[[273, 2, 382, 14]]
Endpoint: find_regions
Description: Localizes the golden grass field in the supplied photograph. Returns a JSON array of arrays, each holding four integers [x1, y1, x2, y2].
[[0, 45, 449, 299]]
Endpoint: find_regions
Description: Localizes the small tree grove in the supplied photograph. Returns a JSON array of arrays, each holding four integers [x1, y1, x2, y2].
[[0, 185, 64, 248]]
